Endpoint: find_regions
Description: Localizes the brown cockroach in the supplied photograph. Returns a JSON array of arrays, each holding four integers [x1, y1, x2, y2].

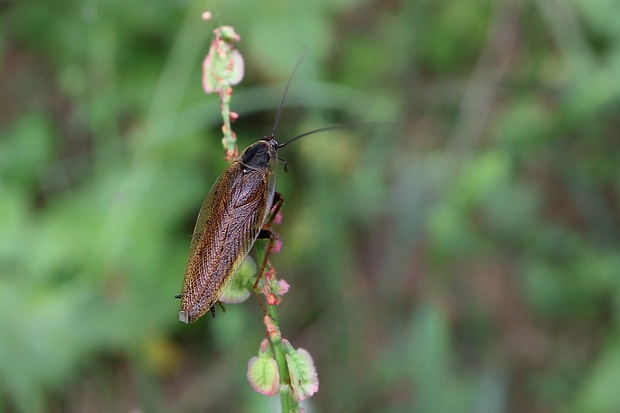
[[178, 56, 351, 323]]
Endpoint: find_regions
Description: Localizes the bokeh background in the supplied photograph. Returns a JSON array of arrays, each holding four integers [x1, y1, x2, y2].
[[2, 0, 620, 412]]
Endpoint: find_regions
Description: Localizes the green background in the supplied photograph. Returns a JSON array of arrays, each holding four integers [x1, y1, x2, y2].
[[2, 0, 620, 412]]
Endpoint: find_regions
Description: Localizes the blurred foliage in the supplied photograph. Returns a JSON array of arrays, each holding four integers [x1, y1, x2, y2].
[[1, 0, 620, 412]]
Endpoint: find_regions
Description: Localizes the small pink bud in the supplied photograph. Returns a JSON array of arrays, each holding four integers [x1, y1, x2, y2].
[[274, 211, 283, 225], [263, 315, 281, 341], [262, 278, 289, 306], [201, 11, 212, 21], [224, 149, 237, 162], [264, 268, 276, 280], [272, 239, 282, 253], [230, 111, 239, 122], [275, 279, 290, 295], [266, 293, 279, 306]]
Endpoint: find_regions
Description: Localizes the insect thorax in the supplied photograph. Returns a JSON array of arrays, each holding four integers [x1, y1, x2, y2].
[[239, 139, 278, 171]]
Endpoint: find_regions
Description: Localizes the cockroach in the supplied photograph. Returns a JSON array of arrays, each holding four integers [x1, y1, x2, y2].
[[178, 56, 353, 323]]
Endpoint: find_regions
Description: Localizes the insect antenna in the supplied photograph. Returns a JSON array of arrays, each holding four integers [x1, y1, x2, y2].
[[270, 48, 308, 139], [278, 122, 394, 148], [268, 50, 398, 148]]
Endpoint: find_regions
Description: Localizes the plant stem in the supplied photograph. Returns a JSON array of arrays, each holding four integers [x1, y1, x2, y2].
[[268, 308, 295, 412], [255, 242, 298, 412], [219, 86, 236, 153]]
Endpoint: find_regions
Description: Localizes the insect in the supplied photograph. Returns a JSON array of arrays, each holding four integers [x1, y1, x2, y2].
[[178, 56, 350, 323], [177, 135, 282, 323]]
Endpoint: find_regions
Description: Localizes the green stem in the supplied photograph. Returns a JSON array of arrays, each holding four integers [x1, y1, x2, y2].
[[219, 86, 236, 153], [255, 242, 298, 412], [268, 307, 295, 412]]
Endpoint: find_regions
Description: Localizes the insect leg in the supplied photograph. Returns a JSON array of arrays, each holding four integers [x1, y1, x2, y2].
[[267, 192, 284, 225], [253, 235, 276, 291], [252, 192, 284, 290], [209, 301, 226, 318], [209, 300, 226, 318], [257, 229, 272, 239]]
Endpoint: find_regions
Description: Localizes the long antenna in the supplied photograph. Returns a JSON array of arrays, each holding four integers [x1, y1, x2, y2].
[[271, 48, 308, 138], [278, 122, 395, 147]]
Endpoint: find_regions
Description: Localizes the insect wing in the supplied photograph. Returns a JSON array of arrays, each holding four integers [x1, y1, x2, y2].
[[180, 162, 276, 322]]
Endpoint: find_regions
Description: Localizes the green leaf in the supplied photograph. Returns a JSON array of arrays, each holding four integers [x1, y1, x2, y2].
[[285, 347, 319, 402], [219, 256, 257, 304], [247, 356, 280, 397]]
